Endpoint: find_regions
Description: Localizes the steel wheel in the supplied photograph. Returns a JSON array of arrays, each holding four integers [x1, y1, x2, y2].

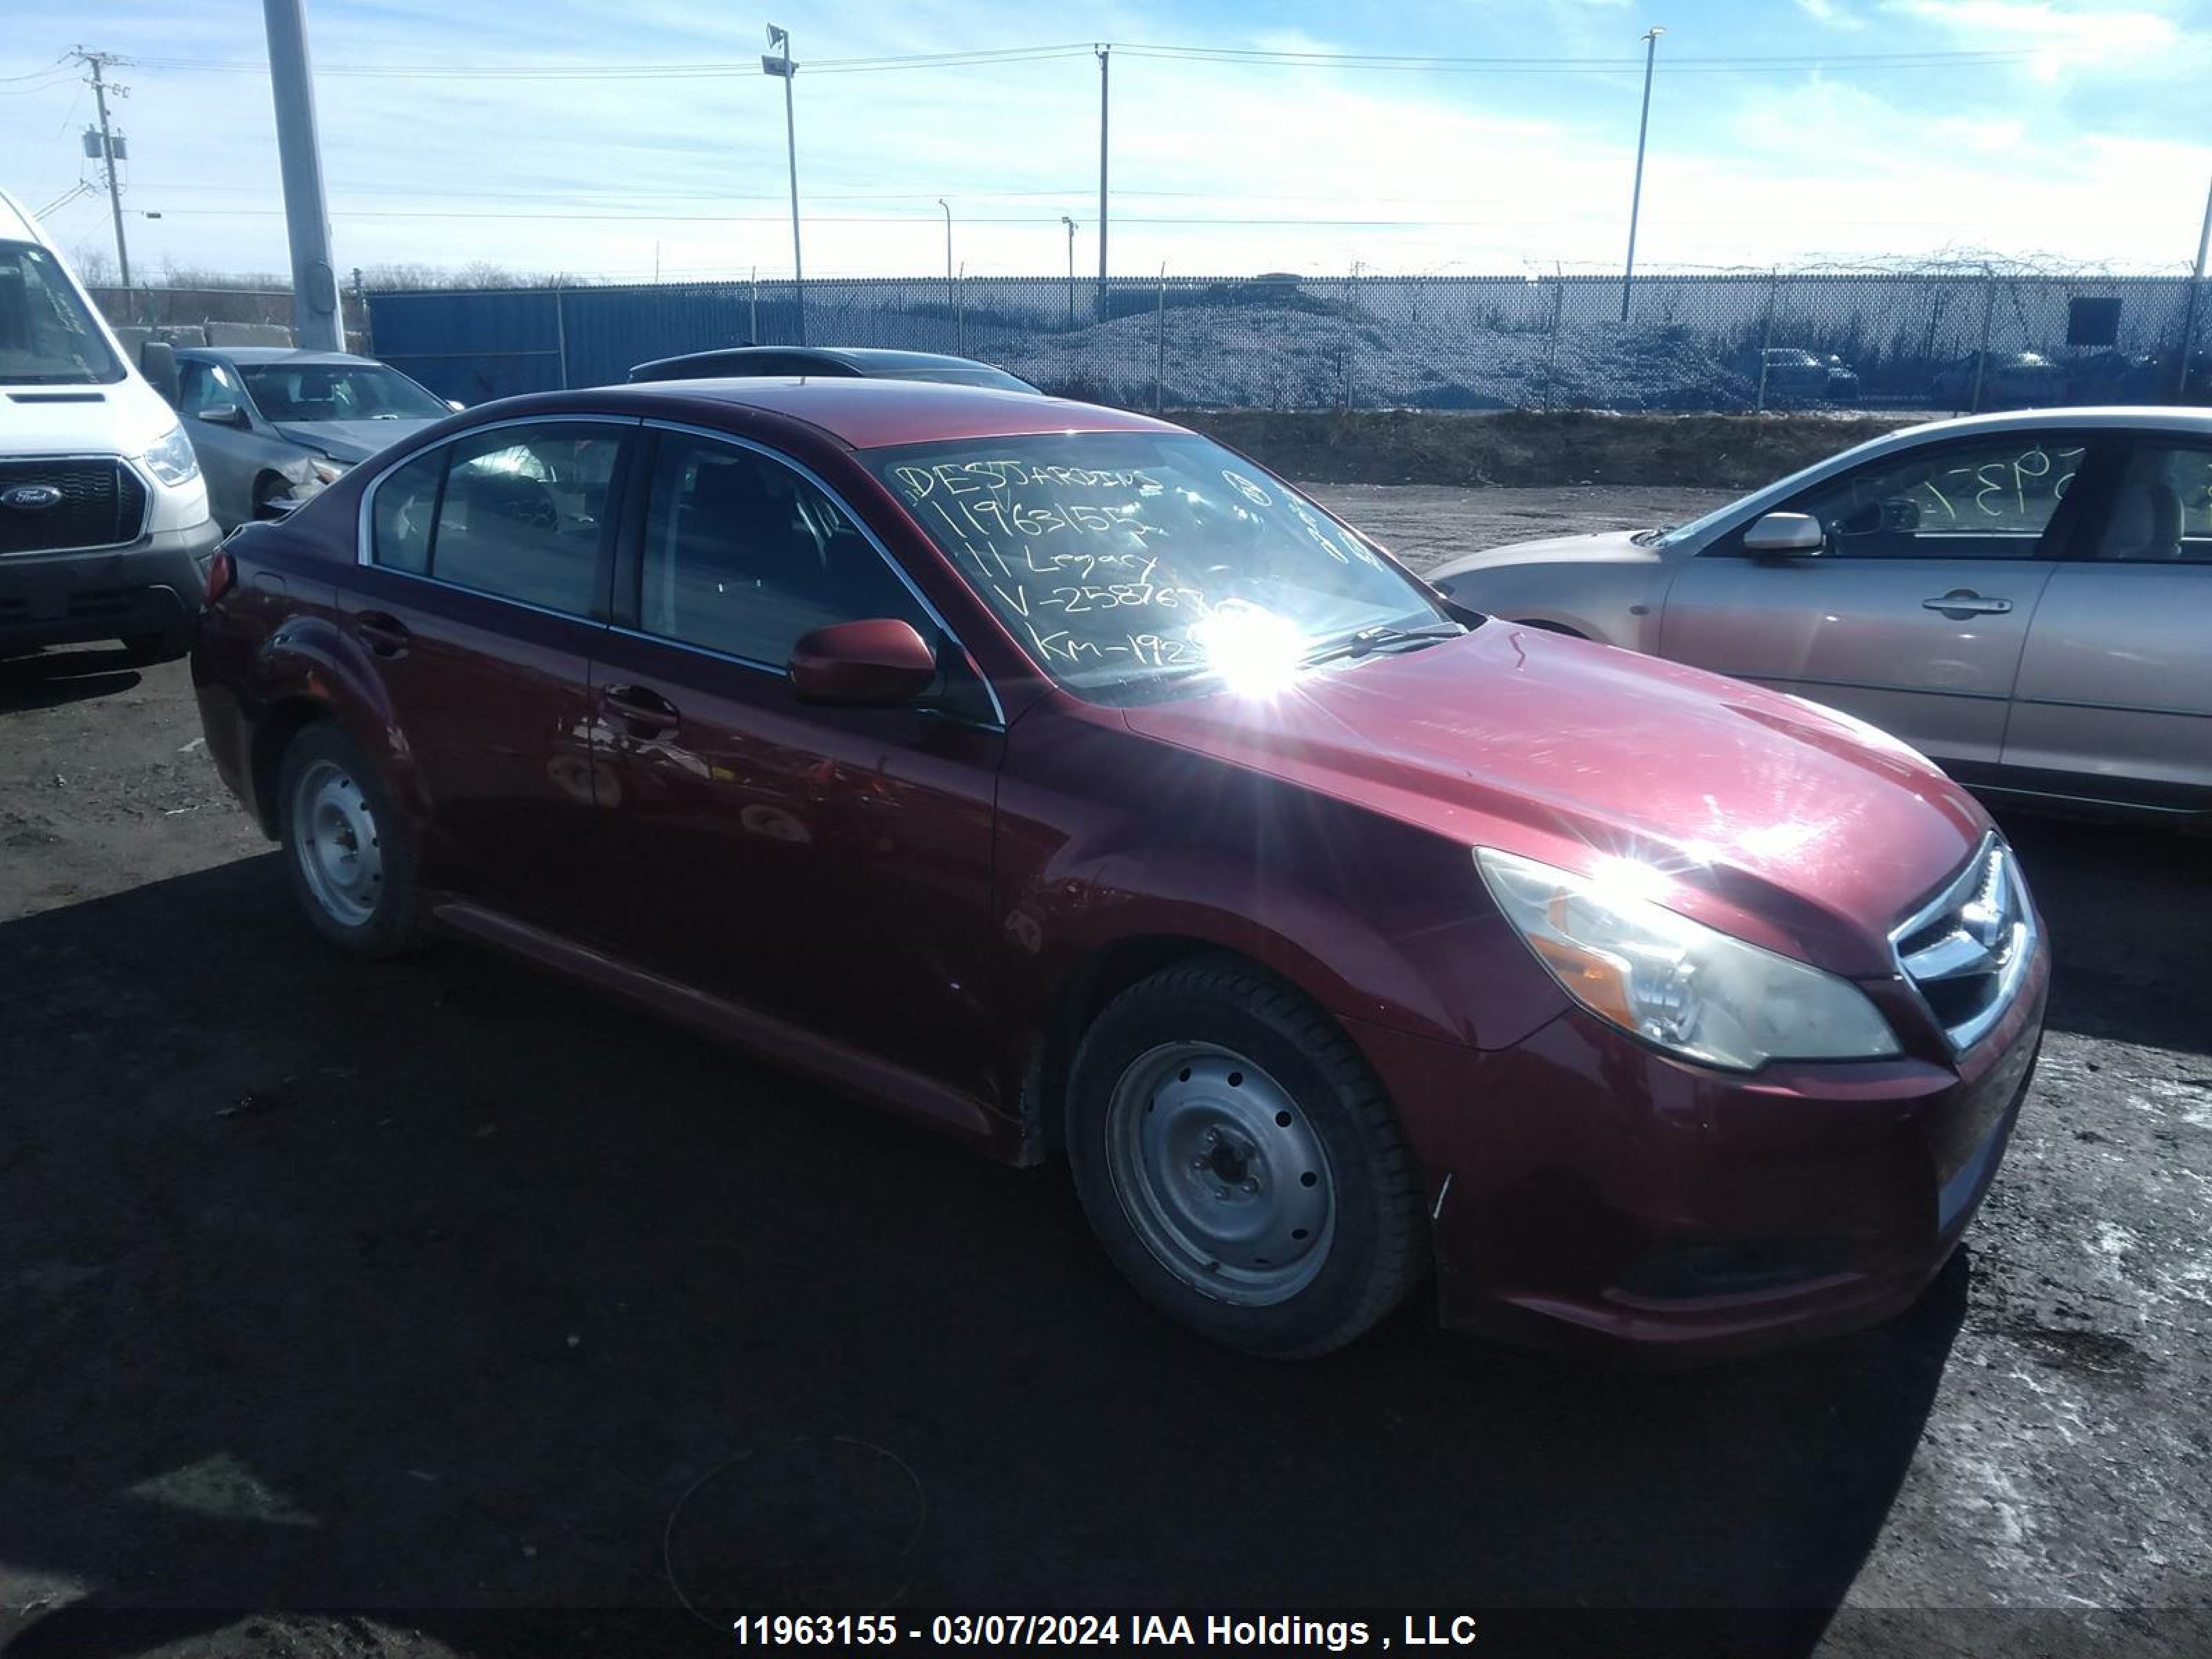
[[1103, 1042, 1336, 1306], [290, 757, 384, 929]]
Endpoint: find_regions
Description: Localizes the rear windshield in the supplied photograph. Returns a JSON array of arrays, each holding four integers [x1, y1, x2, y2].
[[0, 241, 123, 386], [867, 431, 1447, 704], [877, 366, 1035, 392]]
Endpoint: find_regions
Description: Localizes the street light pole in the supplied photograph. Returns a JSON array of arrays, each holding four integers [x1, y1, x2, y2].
[[1619, 25, 1663, 326], [762, 24, 804, 343], [1096, 45, 1109, 323], [1062, 216, 1078, 329], [938, 197, 953, 321]]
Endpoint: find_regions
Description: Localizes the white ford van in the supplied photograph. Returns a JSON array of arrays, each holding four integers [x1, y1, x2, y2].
[[1, 187, 219, 662]]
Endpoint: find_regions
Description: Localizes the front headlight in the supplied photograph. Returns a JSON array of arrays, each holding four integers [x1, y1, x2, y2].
[[308, 456, 350, 486], [1475, 847, 1899, 1071], [140, 422, 200, 487]]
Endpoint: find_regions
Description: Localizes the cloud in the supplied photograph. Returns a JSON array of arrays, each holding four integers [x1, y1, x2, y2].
[[1882, 1, 2179, 63], [1794, 0, 1869, 28], [6, 0, 2209, 281]]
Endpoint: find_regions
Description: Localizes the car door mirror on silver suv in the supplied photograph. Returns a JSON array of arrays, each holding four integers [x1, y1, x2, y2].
[[1743, 511, 1825, 555], [195, 402, 250, 431]]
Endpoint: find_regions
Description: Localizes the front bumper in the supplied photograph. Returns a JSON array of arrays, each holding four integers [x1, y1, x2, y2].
[[1355, 944, 2048, 1365], [0, 519, 221, 651]]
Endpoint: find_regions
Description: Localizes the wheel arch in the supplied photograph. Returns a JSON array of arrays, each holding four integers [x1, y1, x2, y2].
[[1026, 934, 1370, 1161], [250, 695, 338, 837]]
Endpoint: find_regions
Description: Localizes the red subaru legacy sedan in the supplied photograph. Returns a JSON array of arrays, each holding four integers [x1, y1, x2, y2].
[[191, 379, 2047, 1362]]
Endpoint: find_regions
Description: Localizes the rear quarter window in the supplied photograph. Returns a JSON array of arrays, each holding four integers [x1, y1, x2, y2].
[[371, 449, 440, 574]]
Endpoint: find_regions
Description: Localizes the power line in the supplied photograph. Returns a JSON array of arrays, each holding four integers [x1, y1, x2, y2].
[[1115, 42, 2046, 72], [0, 53, 72, 82], [144, 205, 1977, 229], [106, 41, 2055, 82], [118, 44, 1097, 80]]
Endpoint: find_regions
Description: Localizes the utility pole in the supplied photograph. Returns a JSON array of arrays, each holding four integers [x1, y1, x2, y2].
[[1096, 44, 1109, 323], [2177, 170, 2212, 400], [70, 49, 132, 297], [1619, 25, 1663, 325], [261, 0, 344, 350], [1062, 216, 1078, 328], [762, 25, 804, 343]]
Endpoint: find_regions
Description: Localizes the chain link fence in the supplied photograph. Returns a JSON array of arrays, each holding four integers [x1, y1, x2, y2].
[[368, 269, 2212, 415]]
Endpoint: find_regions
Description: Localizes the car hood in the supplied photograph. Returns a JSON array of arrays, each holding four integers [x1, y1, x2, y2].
[[1426, 529, 1656, 586], [271, 418, 438, 464], [1121, 623, 1991, 977], [0, 379, 181, 458]]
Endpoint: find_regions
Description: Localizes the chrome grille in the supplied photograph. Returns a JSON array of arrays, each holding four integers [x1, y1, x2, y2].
[[1891, 835, 2036, 1055]]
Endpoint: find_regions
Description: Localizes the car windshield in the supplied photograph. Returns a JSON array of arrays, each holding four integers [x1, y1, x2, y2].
[[868, 431, 1454, 704], [238, 362, 447, 422], [0, 241, 123, 386]]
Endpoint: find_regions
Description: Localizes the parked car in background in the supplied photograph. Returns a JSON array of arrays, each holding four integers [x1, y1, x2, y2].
[[1931, 350, 2065, 410], [628, 344, 1040, 393], [1759, 348, 1859, 404], [1426, 408, 2212, 824], [0, 185, 216, 664], [194, 377, 2045, 1363], [2065, 350, 2163, 405], [164, 347, 458, 530]]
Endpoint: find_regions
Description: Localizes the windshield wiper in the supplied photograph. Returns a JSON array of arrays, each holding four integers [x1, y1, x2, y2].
[[1300, 621, 1464, 668]]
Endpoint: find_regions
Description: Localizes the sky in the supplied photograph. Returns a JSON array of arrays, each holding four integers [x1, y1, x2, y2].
[[3, 0, 2209, 286]]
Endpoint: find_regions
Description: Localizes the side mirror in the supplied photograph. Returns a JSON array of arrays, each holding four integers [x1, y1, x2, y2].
[[787, 618, 938, 706], [196, 402, 249, 430], [139, 340, 179, 405], [1742, 511, 1824, 555]]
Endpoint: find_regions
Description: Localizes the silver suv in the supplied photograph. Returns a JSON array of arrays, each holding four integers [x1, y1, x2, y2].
[[1425, 409, 2212, 823]]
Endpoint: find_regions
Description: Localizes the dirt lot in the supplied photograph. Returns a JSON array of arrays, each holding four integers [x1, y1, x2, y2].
[[1191, 409, 1918, 489], [2, 485, 2208, 1658]]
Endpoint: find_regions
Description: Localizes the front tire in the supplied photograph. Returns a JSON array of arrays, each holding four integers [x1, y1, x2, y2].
[[276, 722, 420, 958], [1065, 958, 1425, 1358]]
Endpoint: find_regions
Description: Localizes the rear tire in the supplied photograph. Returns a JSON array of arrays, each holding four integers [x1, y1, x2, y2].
[[276, 722, 420, 958], [1065, 957, 1425, 1358]]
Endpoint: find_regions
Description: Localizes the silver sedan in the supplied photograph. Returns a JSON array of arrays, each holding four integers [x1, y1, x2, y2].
[[1426, 409, 2212, 823]]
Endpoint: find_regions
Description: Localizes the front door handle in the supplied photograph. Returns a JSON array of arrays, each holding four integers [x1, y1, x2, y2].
[[355, 610, 411, 657], [1922, 591, 2013, 617], [601, 683, 680, 735]]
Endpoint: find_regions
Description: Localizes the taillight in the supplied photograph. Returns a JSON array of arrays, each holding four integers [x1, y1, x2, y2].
[[205, 550, 236, 605]]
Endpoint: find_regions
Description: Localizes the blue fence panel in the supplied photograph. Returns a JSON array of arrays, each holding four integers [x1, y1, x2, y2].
[[370, 272, 2212, 415], [368, 289, 565, 405]]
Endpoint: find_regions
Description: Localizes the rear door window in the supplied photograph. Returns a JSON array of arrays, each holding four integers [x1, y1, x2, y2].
[[2085, 442, 2212, 563], [365, 422, 626, 615]]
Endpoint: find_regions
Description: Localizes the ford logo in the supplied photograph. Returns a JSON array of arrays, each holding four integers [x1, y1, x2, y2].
[[2, 484, 64, 511]]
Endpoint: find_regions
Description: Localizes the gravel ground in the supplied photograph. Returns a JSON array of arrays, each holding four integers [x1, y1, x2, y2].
[[1309, 482, 1734, 572], [1, 484, 2206, 1658]]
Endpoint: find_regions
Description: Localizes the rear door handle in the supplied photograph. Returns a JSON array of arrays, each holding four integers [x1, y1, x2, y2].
[[1922, 591, 2013, 617], [601, 683, 680, 735], [355, 611, 411, 657]]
